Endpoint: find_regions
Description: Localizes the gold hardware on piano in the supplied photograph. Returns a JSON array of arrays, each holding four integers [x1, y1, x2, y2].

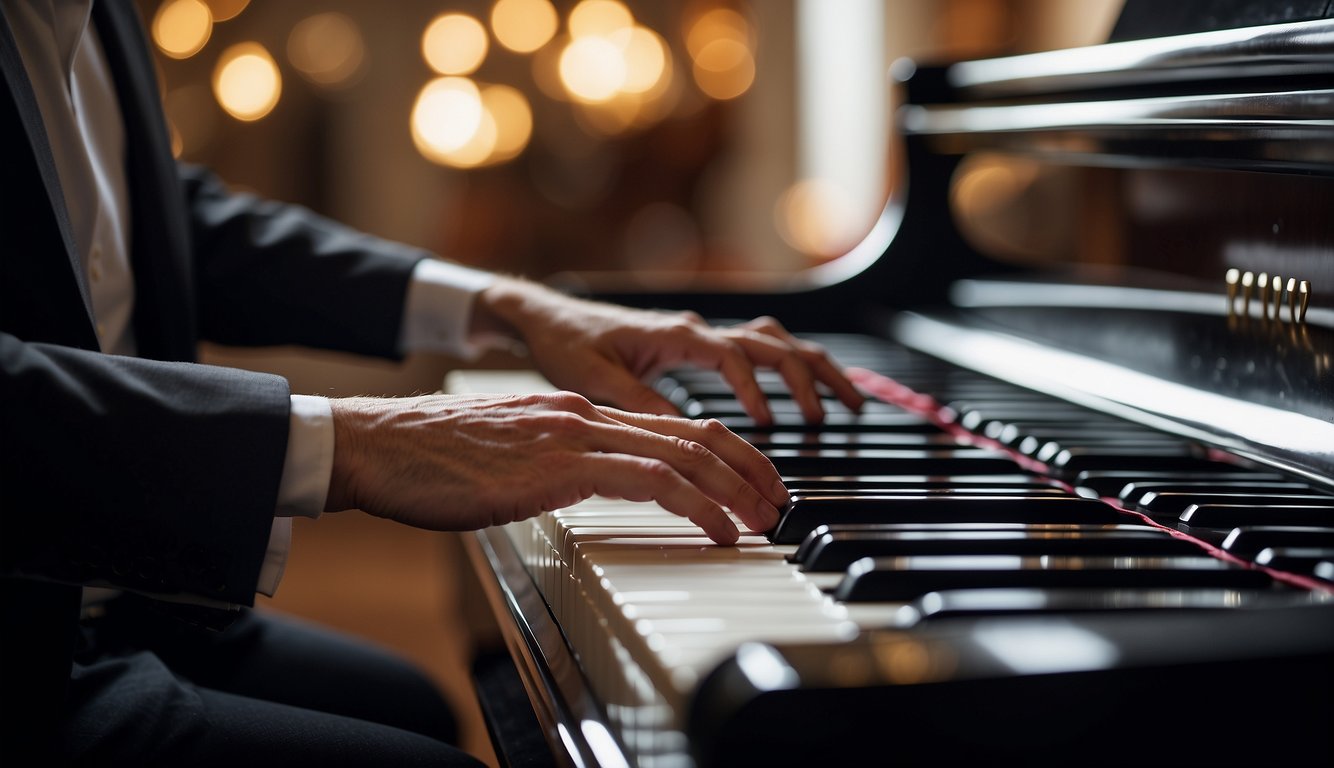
[[1226, 268, 1311, 325]]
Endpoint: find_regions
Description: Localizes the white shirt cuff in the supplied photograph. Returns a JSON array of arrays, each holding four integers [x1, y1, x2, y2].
[[400, 258, 506, 360], [255, 518, 291, 597], [276, 394, 334, 518]]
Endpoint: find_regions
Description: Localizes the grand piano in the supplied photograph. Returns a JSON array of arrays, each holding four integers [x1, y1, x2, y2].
[[459, 3, 1334, 765]]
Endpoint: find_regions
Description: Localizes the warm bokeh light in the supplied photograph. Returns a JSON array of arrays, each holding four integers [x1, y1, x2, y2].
[[412, 77, 485, 161], [288, 12, 365, 88], [568, 0, 633, 38], [152, 0, 212, 60], [775, 179, 860, 258], [613, 26, 667, 94], [202, 0, 248, 22], [685, 7, 751, 58], [422, 13, 489, 76], [559, 36, 626, 103], [213, 42, 281, 121], [482, 84, 533, 161], [449, 108, 500, 168], [691, 38, 755, 100], [490, 0, 558, 54]]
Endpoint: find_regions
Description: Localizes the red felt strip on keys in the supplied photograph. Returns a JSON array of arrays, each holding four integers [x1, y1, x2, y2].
[[845, 365, 1334, 595]]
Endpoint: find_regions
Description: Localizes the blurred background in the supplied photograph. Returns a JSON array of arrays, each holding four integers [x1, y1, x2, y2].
[[138, 0, 1121, 763]]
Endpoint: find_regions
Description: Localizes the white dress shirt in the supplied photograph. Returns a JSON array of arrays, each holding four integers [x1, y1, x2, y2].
[[6, 0, 498, 598]]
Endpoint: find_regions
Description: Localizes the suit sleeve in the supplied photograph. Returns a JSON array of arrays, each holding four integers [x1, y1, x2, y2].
[[181, 164, 427, 358], [0, 334, 290, 605]]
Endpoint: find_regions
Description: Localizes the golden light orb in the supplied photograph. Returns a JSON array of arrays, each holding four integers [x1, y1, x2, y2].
[[612, 25, 667, 95], [568, 0, 633, 38], [422, 13, 489, 76], [213, 42, 281, 121], [288, 12, 365, 88], [559, 35, 626, 103], [202, 0, 248, 22], [490, 0, 558, 54], [691, 38, 755, 100], [412, 77, 485, 161], [152, 0, 212, 60], [482, 84, 533, 161], [685, 7, 751, 58], [443, 108, 499, 168]]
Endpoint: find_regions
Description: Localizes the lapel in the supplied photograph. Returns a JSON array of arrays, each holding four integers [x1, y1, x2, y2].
[[0, 2, 96, 330]]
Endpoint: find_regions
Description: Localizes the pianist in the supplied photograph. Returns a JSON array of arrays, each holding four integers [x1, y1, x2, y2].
[[0, 0, 864, 765]]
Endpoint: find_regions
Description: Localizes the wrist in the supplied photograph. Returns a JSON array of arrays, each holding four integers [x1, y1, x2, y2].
[[326, 397, 371, 513], [470, 276, 559, 347]]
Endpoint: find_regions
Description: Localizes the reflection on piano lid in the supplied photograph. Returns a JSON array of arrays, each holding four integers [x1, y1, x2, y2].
[[464, 4, 1334, 766]]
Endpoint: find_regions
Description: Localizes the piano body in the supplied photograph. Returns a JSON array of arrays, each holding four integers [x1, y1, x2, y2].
[[460, 4, 1334, 766]]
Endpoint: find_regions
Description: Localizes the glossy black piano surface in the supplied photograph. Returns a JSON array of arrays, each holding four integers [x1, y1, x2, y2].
[[464, 4, 1334, 766]]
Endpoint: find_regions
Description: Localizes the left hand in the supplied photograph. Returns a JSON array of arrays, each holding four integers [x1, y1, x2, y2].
[[470, 277, 865, 424]]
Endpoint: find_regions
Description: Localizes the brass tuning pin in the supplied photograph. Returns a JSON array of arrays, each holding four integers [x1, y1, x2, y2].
[[1227, 270, 1310, 326]]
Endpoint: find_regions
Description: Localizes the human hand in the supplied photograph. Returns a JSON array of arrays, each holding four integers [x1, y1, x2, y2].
[[324, 391, 787, 544], [470, 277, 865, 424]]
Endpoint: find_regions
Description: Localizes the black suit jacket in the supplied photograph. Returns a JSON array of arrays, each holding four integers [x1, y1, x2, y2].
[[0, 0, 431, 750]]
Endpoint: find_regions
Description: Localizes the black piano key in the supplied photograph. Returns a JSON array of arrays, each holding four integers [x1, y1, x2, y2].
[[832, 555, 1274, 602], [1072, 469, 1292, 497], [1254, 547, 1334, 574], [797, 525, 1200, 572], [1180, 504, 1334, 528], [895, 587, 1297, 624], [784, 486, 1069, 498], [998, 424, 1171, 446], [739, 432, 967, 450], [1118, 480, 1319, 505], [684, 398, 902, 419], [716, 413, 938, 432], [1135, 492, 1334, 519], [770, 495, 1123, 544], [1221, 526, 1334, 559], [793, 522, 1055, 564], [1048, 448, 1221, 478], [1030, 438, 1188, 463], [782, 474, 1059, 492], [765, 448, 1018, 477]]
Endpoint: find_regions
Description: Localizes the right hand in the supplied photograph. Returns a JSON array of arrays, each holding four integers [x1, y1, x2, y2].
[[324, 391, 788, 545]]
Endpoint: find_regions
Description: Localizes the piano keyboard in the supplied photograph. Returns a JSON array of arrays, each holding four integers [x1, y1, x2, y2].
[[453, 334, 1334, 767]]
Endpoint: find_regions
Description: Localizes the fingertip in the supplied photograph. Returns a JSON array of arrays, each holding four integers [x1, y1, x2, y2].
[[743, 395, 774, 426], [705, 518, 741, 546], [742, 501, 781, 533]]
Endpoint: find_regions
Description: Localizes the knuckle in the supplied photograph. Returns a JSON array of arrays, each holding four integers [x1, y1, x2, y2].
[[697, 417, 731, 438], [638, 458, 678, 484], [552, 390, 593, 410], [674, 437, 712, 462], [543, 412, 587, 434]]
